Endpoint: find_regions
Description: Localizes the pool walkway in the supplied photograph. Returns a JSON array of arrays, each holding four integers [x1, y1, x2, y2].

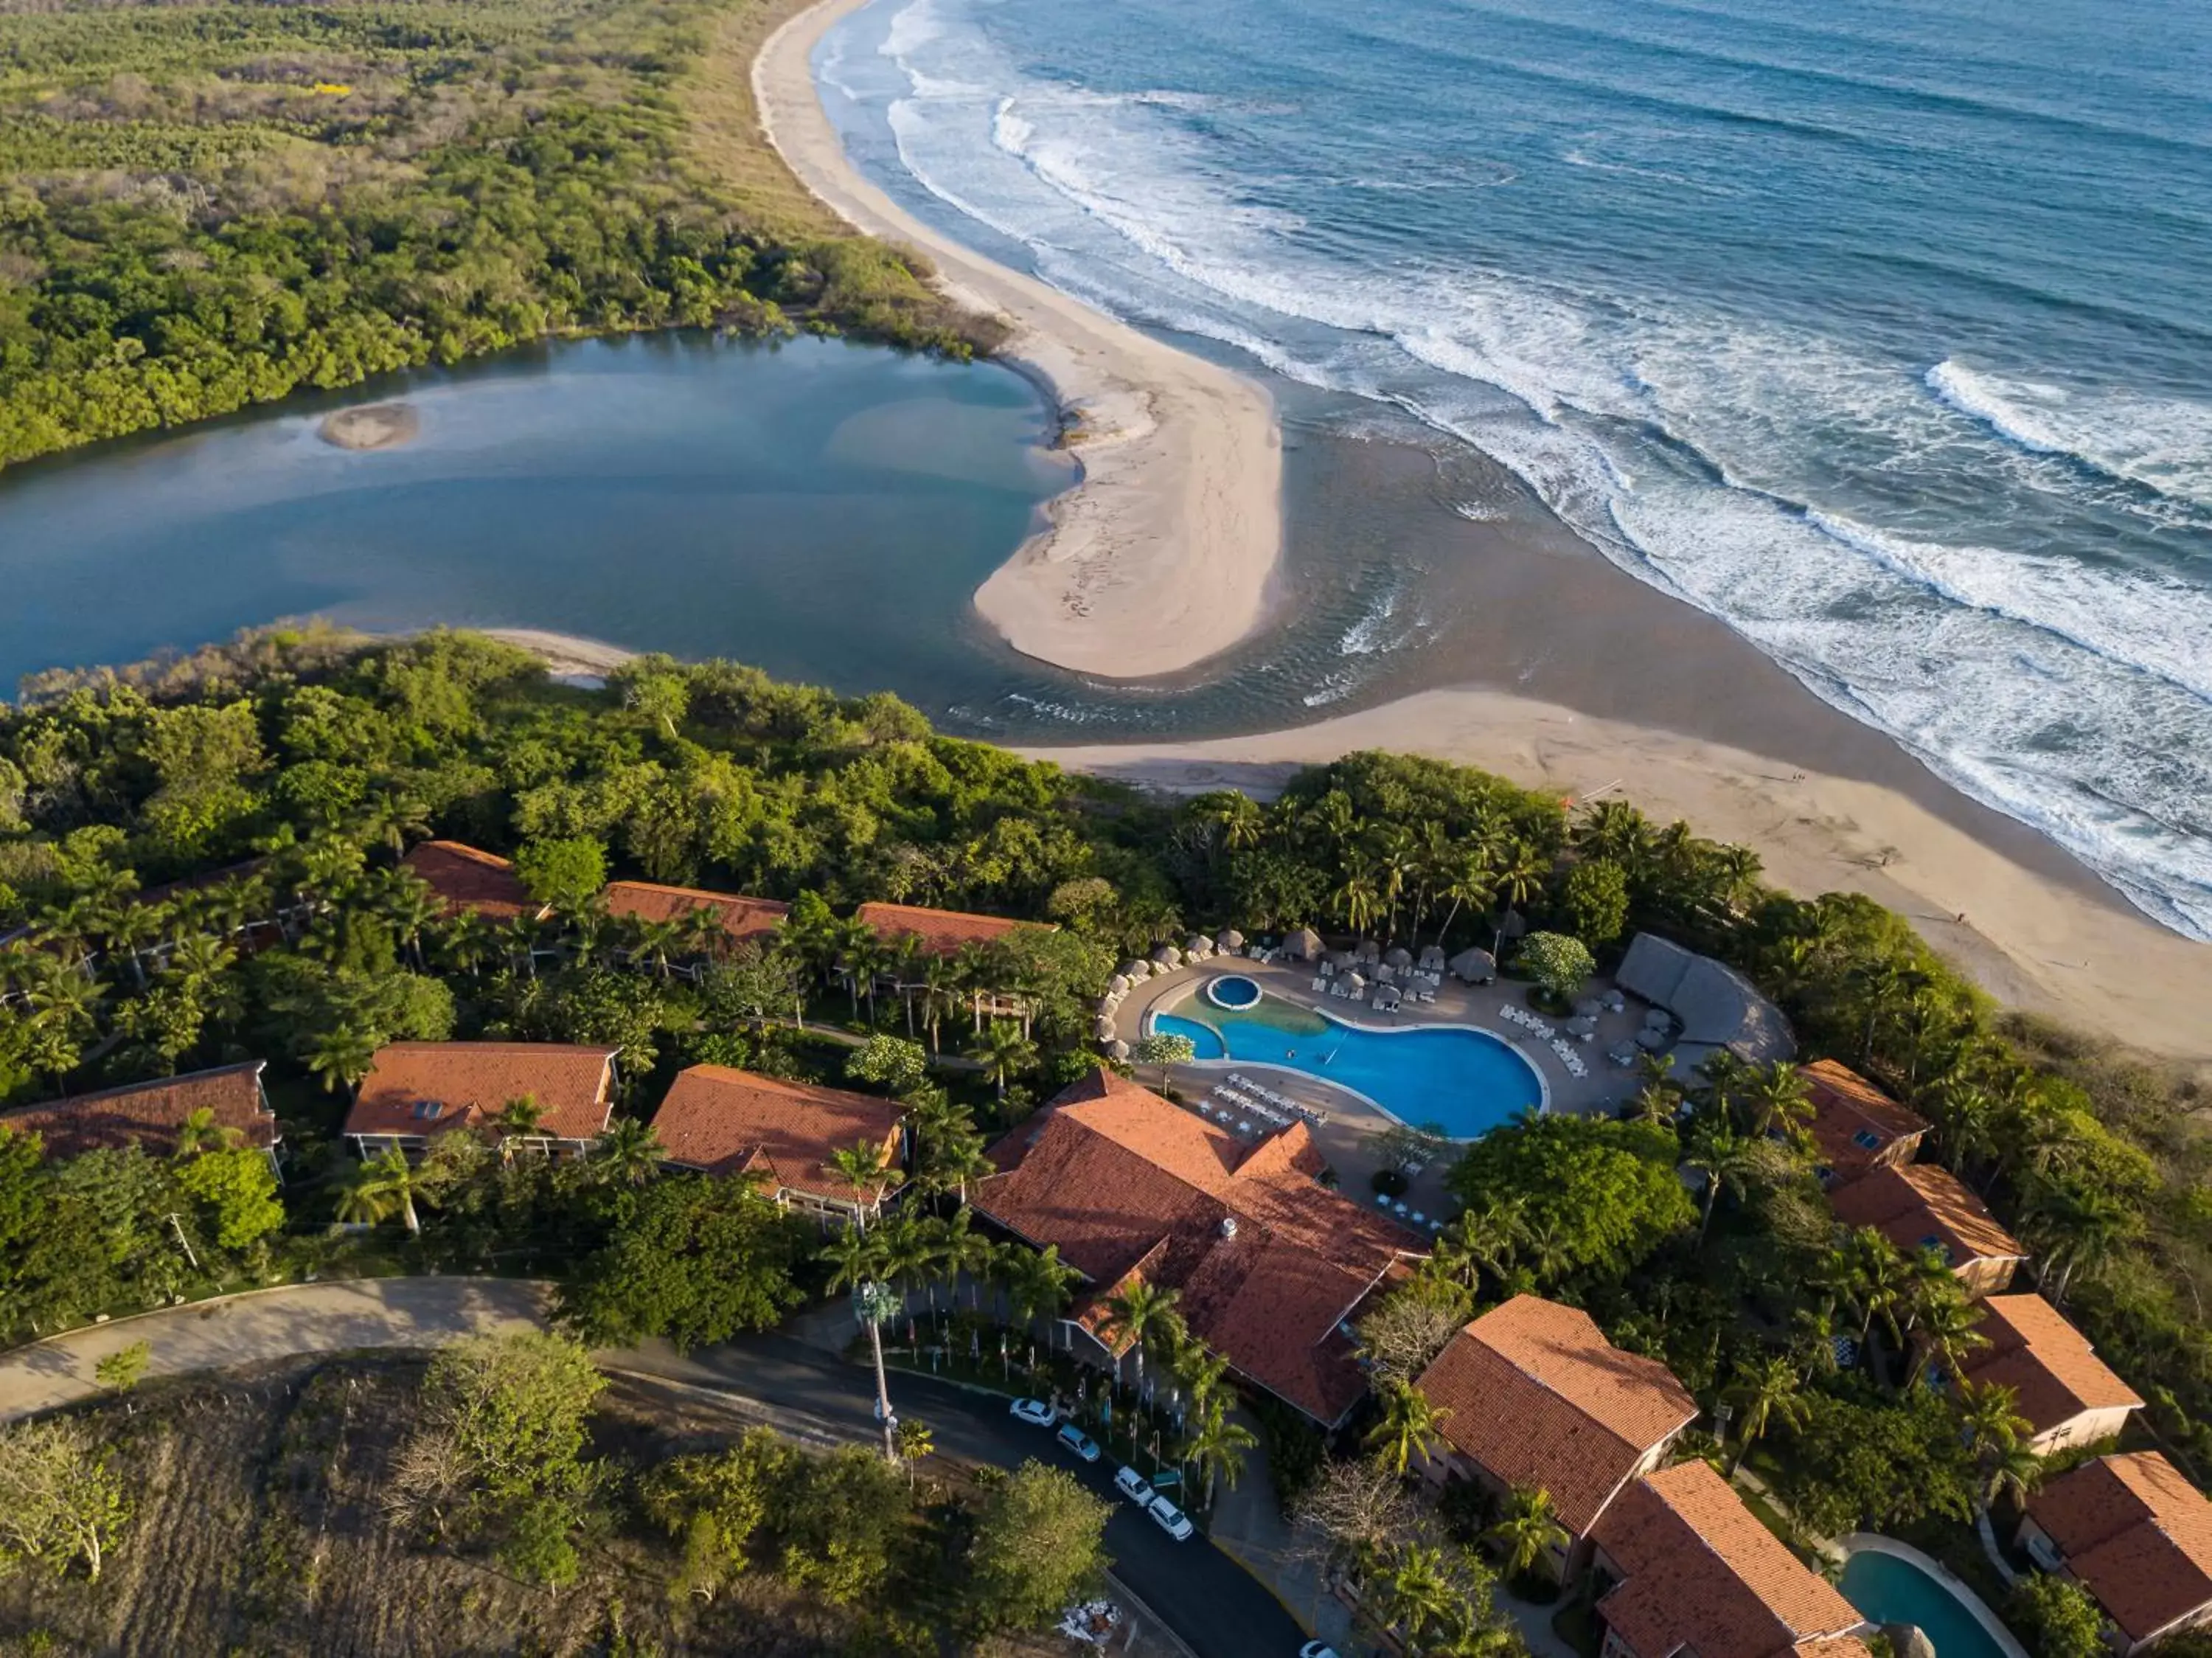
[[1113, 958, 1652, 1221]]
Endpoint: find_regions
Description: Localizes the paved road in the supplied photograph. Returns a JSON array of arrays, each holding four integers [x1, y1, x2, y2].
[[0, 1283, 1310, 1658]]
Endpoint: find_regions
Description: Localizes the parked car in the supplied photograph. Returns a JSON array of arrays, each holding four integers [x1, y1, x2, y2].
[[1299, 1644, 1341, 1658], [1147, 1494, 1194, 1541], [1056, 1423, 1102, 1463], [1113, 1466, 1156, 1505], [1009, 1398, 1057, 1427]]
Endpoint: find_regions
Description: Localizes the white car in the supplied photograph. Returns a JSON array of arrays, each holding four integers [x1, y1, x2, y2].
[[1113, 1466, 1156, 1505], [1147, 1494, 1194, 1541], [1300, 1644, 1341, 1658], [1057, 1423, 1102, 1463], [1009, 1397, 1057, 1428]]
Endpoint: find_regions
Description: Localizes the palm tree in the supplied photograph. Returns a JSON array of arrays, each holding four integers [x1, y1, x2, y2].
[[1435, 853, 1497, 949], [1489, 845, 1550, 956], [933, 1209, 997, 1312], [893, 1416, 935, 1488], [825, 1139, 892, 1230], [1957, 1381, 2029, 1460], [1365, 1378, 1452, 1476], [1435, 1196, 1525, 1290], [822, 1231, 902, 1462], [1004, 1244, 1081, 1336], [1905, 1275, 1987, 1387], [1376, 1542, 1458, 1652], [1184, 1399, 1256, 1513], [1685, 1120, 1757, 1244], [1487, 1485, 1569, 1579], [492, 1092, 545, 1158], [592, 1116, 664, 1185], [972, 1019, 1036, 1100], [307, 1024, 378, 1093], [1100, 1280, 1183, 1387], [917, 1119, 993, 1204], [337, 1148, 437, 1237], [1742, 1063, 1815, 1142], [1723, 1354, 1809, 1468], [172, 1106, 240, 1158], [1838, 1227, 1913, 1366]]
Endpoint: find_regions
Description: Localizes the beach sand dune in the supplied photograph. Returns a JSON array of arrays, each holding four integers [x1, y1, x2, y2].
[[754, 0, 1283, 679], [1018, 691, 2212, 1070]]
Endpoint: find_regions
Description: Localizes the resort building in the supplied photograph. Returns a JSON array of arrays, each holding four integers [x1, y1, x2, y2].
[[0, 1061, 279, 1170], [600, 880, 790, 970], [1801, 1059, 1930, 1184], [650, 1066, 908, 1224], [1590, 1460, 1873, 1658], [852, 901, 1046, 1023], [1826, 1162, 2028, 1296], [343, 1041, 617, 1159], [400, 841, 552, 924], [1413, 1295, 1701, 1580], [2018, 1452, 2212, 1654], [972, 1068, 1425, 1426], [1954, 1294, 2143, 1454], [1614, 933, 1795, 1069]]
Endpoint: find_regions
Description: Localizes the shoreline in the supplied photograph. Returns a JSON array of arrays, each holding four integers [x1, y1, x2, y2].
[[752, 0, 1285, 680], [1015, 691, 2212, 1071]]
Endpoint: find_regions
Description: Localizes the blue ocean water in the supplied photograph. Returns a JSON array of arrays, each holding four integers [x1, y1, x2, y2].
[[818, 0, 2212, 938]]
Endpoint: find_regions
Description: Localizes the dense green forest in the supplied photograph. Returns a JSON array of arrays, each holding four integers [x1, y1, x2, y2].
[[0, 629, 2205, 1657], [0, 0, 995, 471]]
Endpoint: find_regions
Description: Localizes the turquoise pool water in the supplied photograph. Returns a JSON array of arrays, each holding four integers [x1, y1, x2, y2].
[[1150, 995, 1543, 1137], [1840, 1550, 2010, 1658], [1206, 975, 1262, 1009]]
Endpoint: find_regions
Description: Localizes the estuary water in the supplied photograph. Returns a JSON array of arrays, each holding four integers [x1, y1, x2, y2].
[[818, 0, 2212, 937]]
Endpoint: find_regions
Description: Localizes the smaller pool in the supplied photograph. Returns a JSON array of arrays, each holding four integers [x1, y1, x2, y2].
[[1205, 975, 1263, 1010], [1840, 1547, 2013, 1658]]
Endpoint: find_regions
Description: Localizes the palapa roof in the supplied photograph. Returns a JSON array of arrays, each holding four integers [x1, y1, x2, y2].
[[1828, 1162, 2026, 1275], [2028, 1453, 2212, 1643], [0, 1062, 274, 1158], [601, 880, 789, 947], [1595, 1461, 1867, 1658], [345, 1043, 616, 1143], [974, 1069, 1423, 1423], [651, 1066, 906, 1204], [1616, 933, 1793, 1064], [1958, 1294, 2143, 1442], [1416, 1297, 1698, 1536], [1801, 1060, 1930, 1176], [855, 901, 1042, 959], [400, 841, 545, 923]]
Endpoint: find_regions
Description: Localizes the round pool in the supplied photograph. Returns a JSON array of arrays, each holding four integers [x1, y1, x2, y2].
[[1205, 975, 1263, 1010]]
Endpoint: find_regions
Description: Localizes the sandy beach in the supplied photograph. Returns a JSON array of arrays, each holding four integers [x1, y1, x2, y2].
[[1018, 693, 2212, 1071], [318, 403, 420, 452], [753, 0, 1284, 680]]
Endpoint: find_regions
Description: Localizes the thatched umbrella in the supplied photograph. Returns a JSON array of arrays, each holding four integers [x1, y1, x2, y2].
[[1284, 926, 1324, 961], [1326, 948, 1357, 971], [1448, 947, 1497, 983], [1107, 974, 1130, 997], [1122, 960, 1152, 982], [1094, 1014, 1119, 1041], [1574, 998, 1604, 1019], [1107, 1038, 1130, 1062], [1216, 929, 1245, 952], [1183, 935, 1214, 960], [1344, 971, 1368, 996], [1635, 1027, 1669, 1050], [1355, 940, 1382, 964], [1419, 946, 1447, 971], [1151, 946, 1183, 970], [1385, 946, 1413, 969]]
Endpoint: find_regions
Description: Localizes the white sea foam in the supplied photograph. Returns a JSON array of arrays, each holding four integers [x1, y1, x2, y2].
[[1928, 360, 2212, 510]]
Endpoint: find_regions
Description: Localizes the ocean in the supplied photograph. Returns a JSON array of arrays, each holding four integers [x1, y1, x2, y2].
[[816, 0, 2212, 939]]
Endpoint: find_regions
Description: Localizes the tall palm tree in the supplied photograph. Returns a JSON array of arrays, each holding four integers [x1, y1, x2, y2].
[[1486, 1485, 1569, 1579], [172, 1106, 240, 1159], [1906, 1283, 1988, 1388], [1004, 1244, 1081, 1336], [972, 1019, 1036, 1100], [1376, 1542, 1458, 1653], [1435, 853, 1497, 949], [1184, 1399, 1256, 1513], [1435, 1197, 1526, 1290], [1100, 1280, 1183, 1386], [893, 1416, 935, 1489], [1489, 845, 1550, 956], [1685, 1120, 1757, 1244], [1723, 1354, 1809, 1468], [491, 1093, 545, 1157], [1957, 1381, 2030, 1459], [1742, 1063, 1815, 1142], [337, 1148, 437, 1237], [822, 1229, 901, 1460], [933, 1209, 998, 1311], [591, 1116, 665, 1186], [826, 1139, 892, 1230], [307, 1024, 378, 1094], [1365, 1378, 1452, 1476]]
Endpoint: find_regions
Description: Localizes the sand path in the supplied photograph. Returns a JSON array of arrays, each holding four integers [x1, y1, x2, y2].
[[754, 0, 1283, 679]]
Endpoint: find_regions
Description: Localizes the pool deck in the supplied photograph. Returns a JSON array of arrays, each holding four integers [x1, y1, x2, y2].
[[1113, 958, 1652, 1224]]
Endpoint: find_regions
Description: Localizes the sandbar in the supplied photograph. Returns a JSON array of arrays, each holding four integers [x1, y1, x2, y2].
[[319, 403, 420, 451], [754, 0, 1284, 679]]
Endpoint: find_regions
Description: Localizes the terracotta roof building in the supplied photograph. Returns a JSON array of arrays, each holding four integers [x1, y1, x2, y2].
[[972, 1069, 1424, 1425], [1828, 1162, 2027, 1296], [2020, 1452, 2212, 1654], [0, 1062, 278, 1164], [1414, 1296, 1700, 1578], [652, 1066, 908, 1221], [344, 1042, 616, 1156], [1957, 1294, 2143, 1454], [1593, 1460, 1871, 1658], [400, 842, 549, 923], [855, 901, 1040, 960], [1801, 1061, 1930, 1183], [602, 881, 789, 957]]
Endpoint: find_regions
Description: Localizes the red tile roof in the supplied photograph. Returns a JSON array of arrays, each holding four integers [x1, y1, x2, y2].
[[973, 1069, 1423, 1423], [400, 842, 544, 923], [602, 881, 790, 948], [0, 1063, 274, 1158], [344, 1043, 615, 1144], [1828, 1162, 2025, 1274], [1960, 1294, 2143, 1443], [651, 1066, 906, 1205], [1596, 1461, 1865, 1658], [2028, 1453, 2212, 1644], [1416, 1296, 1700, 1536], [1801, 1061, 1930, 1176], [855, 901, 1042, 959]]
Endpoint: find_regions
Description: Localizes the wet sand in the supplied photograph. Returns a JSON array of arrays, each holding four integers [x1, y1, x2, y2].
[[318, 403, 419, 451]]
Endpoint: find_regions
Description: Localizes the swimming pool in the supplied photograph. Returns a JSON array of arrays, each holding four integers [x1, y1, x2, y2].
[[1150, 991, 1545, 1138], [1840, 1546, 2017, 1658], [1206, 975, 1262, 1010]]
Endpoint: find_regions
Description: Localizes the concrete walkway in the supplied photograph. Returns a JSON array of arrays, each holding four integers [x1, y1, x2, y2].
[[0, 1277, 552, 1421]]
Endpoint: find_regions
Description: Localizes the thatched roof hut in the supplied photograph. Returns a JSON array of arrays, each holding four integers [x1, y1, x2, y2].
[[1284, 926, 1323, 961], [1448, 947, 1497, 983]]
